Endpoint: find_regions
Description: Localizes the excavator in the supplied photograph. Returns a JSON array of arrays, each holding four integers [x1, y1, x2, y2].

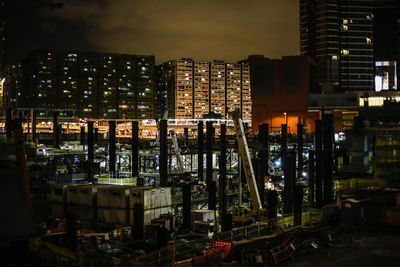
[[230, 110, 265, 224]]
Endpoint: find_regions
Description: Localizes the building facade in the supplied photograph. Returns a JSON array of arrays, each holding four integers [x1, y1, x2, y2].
[[159, 58, 251, 122], [300, 0, 375, 93], [244, 55, 317, 133], [10, 50, 155, 119]]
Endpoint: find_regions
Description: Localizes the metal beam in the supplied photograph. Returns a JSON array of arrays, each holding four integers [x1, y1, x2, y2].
[[232, 113, 262, 212]]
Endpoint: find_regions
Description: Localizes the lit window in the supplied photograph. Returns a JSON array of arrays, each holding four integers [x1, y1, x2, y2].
[[341, 49, 350, 55], [366, 38, 372, 44]]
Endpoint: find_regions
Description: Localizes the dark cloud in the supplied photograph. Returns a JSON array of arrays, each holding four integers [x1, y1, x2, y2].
[[8, 0, 299, 64]]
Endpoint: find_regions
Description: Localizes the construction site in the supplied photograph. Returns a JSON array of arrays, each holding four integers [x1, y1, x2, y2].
[[1, 108, 400, 267]]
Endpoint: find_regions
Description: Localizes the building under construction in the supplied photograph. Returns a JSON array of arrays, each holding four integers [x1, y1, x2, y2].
[[1, 105, 400, 266]]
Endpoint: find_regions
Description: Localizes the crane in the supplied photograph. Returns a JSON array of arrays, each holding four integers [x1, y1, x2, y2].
[[230, 109, 262, 213]]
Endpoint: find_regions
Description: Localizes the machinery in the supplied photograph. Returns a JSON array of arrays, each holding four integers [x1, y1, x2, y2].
[[170, 129, 184, 174], [230, 110, 263, 222]]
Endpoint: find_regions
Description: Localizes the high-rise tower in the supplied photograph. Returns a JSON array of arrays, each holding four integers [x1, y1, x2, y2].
[[300, 0, 375, 93]]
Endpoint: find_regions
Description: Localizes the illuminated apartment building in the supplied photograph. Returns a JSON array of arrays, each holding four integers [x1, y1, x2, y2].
[[11, 50, 155, 119], [160, 58, 251, 122]]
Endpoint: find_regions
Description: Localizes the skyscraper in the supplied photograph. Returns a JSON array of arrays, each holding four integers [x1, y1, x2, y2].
[[159, 58, 251, 122], [300, 0, 375, 93]]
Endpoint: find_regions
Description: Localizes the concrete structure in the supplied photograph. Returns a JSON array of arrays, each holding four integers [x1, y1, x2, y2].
[[5, 50, 156, 119], [158, 58, 251, 123]]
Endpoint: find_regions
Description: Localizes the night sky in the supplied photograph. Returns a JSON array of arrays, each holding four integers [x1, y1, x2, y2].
[[8, 0, 298, 64]]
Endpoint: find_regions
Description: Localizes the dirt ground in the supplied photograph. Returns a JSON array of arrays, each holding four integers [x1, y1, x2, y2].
[[281, 227, 400, 267], [226, 227, 400, 267]]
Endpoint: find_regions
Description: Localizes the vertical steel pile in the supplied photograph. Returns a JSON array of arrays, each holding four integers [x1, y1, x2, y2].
[[282, 124, 291, 213], [219, 124, 227, 226], [88, 121, 94, 181], [266, 190, 278, 220], [182, 182, 191, 231], [94, 127, 99, 144], [315, 120, 323, 208], [297, 123, 303, 178], [108, 121, 116, 174], [80, 126, 85, 147], [6, 107, 12, 140], [184, 127, 189, 147], [206, 121, 216, 210], [323, 114, 334, 204], [308, 150, 315, 206], [132, 121, 141, 185], [198, 121, 204, 181], [32, 110, 37, 143], [257, 124, 269, 208], [289, 150, 297, 214], [294, 185, 303, 226], [53, 111, 60, 148], [159, 119, 168, 186]]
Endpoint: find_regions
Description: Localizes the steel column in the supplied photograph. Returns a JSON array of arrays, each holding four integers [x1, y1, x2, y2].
[[108, 121, 116, 173], [94, 127, 98, 144], [132, 121, 140, 184], [6, 107, 12, 140], [80, 126, 85, 147], [206, 121, 214, 186], [308, 150, 315, 206], [297, 123, 303, 178], [323, 114, 333, 204], [184, 127, 189, 147], [88, 121, 94, 181], [53, 111, 60, 148], [198, 121, 204, 181], [219, 124, 227, 218], [182, 182, 191, 230], [206, 121, 215, 210], [159, 119, 168, 186], [32, 109, 37, 143], [315, 120, 323, 208]]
